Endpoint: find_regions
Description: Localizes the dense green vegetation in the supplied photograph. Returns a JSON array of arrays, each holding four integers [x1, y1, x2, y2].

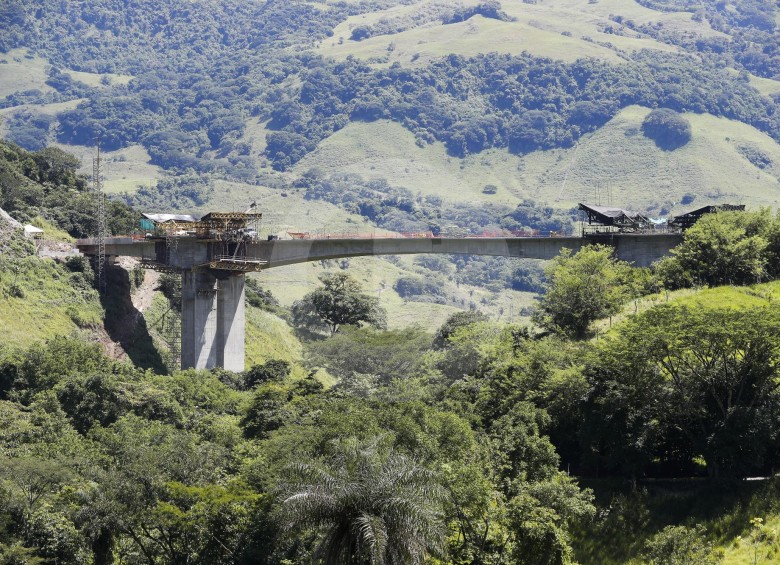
[[641, 108, 693, 150], [656, 209, 780, 288], [3, 208, 780, 562], [266, 50, 778, 170], [0, 140, 138, 237], [631, 0, 780, 79], [301, 171, 575, 236]]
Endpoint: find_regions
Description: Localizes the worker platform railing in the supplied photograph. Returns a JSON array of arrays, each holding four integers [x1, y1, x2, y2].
[[195, 255, 269, 272]]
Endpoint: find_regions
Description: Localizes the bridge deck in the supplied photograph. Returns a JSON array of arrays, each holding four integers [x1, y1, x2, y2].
[[76, 233, 682, 270]]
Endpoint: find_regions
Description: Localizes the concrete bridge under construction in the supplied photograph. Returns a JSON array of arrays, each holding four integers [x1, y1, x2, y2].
[[76, 232, 682, 372]]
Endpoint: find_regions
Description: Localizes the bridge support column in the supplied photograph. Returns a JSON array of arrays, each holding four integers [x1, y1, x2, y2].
[[216, 273, 245, 372], [181, 269, 219, 370], [180, 269, 245, 372]]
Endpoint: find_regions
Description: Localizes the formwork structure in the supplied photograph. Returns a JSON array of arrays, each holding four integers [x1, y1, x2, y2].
[[93, 144, 107, 295], [578, 203, 651, 234], [140, 213, 200, 236], [195, 212, 262, 240], [670, 204, 746, 230], [140, 212, 262, 241]]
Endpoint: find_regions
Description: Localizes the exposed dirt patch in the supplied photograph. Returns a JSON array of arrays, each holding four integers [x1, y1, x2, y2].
[[131, 266, 160, 313]]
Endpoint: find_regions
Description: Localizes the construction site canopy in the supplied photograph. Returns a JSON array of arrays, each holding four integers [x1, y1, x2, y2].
[[670, 204, 746, 230], [197, 212, 262, 239], [141, 213, 201, 223], [141, 211, 262, 239], [578, 203, 650, 231]]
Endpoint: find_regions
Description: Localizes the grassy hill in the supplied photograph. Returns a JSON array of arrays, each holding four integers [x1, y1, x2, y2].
[[292, 107, 780, 216], [0, 250, 314, 374], [51, 143, 163, 194], [253, 255, 538, 331], [319, 0, 701, 66], [0, 255, 103, 347]]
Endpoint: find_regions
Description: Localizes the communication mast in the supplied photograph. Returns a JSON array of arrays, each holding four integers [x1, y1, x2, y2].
[[92, 140, 107, 295]]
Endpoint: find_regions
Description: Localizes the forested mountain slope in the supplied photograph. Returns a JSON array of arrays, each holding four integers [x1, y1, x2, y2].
[[3, 0, 780, 319], [1, 0, 779, 218]]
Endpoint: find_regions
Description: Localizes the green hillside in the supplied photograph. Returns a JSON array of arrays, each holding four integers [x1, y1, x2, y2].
[[6, 3, 780, 562], [319, 0, 699, 65], [291, 107, 780, 215], [1, 0, 778, 213]]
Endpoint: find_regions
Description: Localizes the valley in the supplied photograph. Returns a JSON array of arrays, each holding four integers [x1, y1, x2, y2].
[[3, 0, 780, 562]]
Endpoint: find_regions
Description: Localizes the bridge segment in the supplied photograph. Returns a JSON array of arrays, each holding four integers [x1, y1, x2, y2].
[[77, 233, 681, 371]]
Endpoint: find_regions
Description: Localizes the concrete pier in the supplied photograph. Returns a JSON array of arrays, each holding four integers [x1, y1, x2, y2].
[[180, 269, 246, 371], [216, 273, 245, 372], [181, 269, 219, 370]]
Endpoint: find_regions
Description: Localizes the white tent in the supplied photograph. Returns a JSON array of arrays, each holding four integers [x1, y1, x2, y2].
[[23, 224, 44, 239]]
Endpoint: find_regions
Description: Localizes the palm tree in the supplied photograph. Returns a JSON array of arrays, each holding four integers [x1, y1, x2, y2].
[[277, 439, 445, 564]]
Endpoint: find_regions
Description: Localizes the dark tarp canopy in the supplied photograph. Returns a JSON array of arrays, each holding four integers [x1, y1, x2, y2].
[[670, 204, 746, 230], [578, 203, 650, 230]]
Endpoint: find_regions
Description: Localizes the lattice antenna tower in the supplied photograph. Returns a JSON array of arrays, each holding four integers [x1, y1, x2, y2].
[[92, 140, 107, 295]]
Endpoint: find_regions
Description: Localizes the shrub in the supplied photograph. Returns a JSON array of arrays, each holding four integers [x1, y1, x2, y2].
[[8, 282, 24, 298], [245, 278, 279, 310], [245, 360, 291, 388], [641, 108, 692, 150], [131, 265, 145, 288], [643, 524, 720, 564]]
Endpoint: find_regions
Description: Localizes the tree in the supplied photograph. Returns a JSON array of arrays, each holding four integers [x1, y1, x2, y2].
[[641, 108, 692, 150], [507, 474, 595, 565], [307, 326, 432, 383], [56, 373, 128, 434], [278, 439, 445, 565], [241, 383, 291, 439], [533, 246, 632, 338], [433, 310, 489, 350], [586, 304, 780, 478], [662, 211, 769, 287], [292, 273, 387, 335], [0, 457, 73, 518], [490, 402, 560, 486], [245, 360, 291, 388], [146, 482, 261, 564]]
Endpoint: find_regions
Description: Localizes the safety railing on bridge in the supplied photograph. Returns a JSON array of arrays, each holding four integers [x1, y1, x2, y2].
[[284, 229, 570, 240]]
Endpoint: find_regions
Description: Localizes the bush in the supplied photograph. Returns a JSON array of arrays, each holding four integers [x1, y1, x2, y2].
[[65, 254, 92, 274], [641, 108, 692, 150], [68, 272, 93, 291], [433, 310, 489, 349], [245, 360, 291, 388], [131, 265, 145, 288], [414, 255, 452, 274], [7, 283, 24, 298], [643, 524, 720, 564], [245, 278, 279, 310], [394, 276, 445, 299], [66, 305, 92, 328], [350, 25, 372, 41]]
